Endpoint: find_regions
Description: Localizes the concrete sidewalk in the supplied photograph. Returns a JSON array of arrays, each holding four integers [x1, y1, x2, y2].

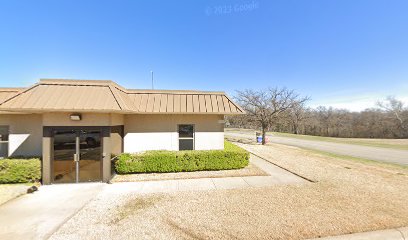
[[310, 227, 408, 240], [0, 183, 104, 240], [107, 155, 306, 194], [0, 155, 305, 239]]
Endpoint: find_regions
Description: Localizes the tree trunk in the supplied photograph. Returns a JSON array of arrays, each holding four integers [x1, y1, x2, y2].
[[293, 123, 299, 134], [261, 124, 266, 145]]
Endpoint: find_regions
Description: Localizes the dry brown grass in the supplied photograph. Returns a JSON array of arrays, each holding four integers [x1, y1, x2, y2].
[[108, 195, 164, 225], [51, 143, 408, 240]]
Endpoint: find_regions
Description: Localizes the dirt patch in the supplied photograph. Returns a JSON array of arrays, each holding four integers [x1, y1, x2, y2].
[[50, 143, 408, 240], [109, 195, 163, 224], [111, 162, 268, 182]]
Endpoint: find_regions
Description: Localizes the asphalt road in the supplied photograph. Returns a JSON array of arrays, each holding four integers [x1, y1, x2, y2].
[[225, 131, 408, 166]]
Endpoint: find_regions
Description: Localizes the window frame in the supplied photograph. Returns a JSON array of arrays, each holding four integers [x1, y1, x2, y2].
[[177, 124, 195, 150]]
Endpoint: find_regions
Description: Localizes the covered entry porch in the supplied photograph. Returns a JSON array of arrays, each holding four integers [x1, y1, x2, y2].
[[42, 120, 124, 185]]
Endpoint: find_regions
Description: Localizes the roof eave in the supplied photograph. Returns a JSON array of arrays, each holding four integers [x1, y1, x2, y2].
[[0, 108, 130, 114]]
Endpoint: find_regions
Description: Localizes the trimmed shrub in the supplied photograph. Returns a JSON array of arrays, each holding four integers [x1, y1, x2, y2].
[[224, 140, 247, 152], [0, 158, 41, 183], [115, 141, 250, 174]]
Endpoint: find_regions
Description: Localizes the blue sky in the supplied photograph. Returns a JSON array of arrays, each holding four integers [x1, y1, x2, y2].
[[0, 0, 407, 111]]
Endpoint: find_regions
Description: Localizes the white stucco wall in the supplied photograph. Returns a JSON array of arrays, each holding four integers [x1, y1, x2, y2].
[[42, 113, 124, 126], [124, 114, 224, 153], [0, 112, 225, 157], [0, 114, 43, 157], [42, 112, 111, 126], [0, 113, 124, 157]]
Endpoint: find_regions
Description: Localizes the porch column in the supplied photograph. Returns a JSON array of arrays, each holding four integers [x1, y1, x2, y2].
[[42, 128, 52, 185], [102, 128, 111, 182]]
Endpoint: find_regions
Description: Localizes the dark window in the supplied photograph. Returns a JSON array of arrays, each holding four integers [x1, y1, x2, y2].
[[0, 126, 9, 158], [178, 125, 194, 138], [178, 124, 194, 150], [0, 126, 9, 141]]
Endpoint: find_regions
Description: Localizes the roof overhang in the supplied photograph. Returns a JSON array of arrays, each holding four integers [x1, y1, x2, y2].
[[0, 79, 245, 115]]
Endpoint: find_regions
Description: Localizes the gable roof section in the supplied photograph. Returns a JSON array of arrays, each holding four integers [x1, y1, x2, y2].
[[0, 79, 244, 114], [0, 80, 125, 113], [0, 88, 22, 103], [0, 88, 25, 114]]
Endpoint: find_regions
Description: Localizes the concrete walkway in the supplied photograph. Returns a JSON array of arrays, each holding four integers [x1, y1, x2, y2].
[[106, 155, 306, 194], [0, 155, 304, 239], [0, 183, 104, 240], [310, 227, 408, 240]]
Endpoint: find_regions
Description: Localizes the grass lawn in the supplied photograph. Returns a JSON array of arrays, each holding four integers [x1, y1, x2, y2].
[[51, 141, 408, 240], [271, 132, 408, 150], [225, 128, 408, 150], [306, 148, 408, 170]]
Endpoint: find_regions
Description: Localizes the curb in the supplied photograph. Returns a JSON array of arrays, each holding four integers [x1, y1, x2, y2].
[[309, 227, 408, 240]]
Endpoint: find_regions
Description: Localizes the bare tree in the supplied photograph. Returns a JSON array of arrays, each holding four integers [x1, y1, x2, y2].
[[377, 96, 408, 138], [316, 106, 334, 136], [235, 87, 309, 144], [289, 102, 309, 134], [228, 94, 408, 139]]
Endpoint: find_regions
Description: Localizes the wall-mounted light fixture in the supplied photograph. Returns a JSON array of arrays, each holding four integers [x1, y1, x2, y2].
[[70, 113, 82, 121]]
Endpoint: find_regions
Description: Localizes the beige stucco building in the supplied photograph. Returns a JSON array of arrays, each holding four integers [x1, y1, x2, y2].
[[0, 79, 244, 184]]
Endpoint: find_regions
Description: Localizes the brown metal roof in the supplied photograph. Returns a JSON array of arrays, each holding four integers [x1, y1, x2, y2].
[[0, 88, 24, 114], [0, 88, 22, 102], [126, 92, 242, 114], [0, 79, 244, 114]]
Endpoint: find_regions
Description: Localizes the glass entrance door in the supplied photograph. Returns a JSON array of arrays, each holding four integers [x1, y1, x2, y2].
[[53, 129, 102, 183], [78, 130, 101, 182]]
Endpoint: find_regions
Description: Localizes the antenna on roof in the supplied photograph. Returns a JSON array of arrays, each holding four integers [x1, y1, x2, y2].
[[151, 71, 154, 89]]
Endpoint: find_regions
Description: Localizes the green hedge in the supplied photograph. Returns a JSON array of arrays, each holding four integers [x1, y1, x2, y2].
[[115, 141, 249, 174], [0, 158, 41, 183]]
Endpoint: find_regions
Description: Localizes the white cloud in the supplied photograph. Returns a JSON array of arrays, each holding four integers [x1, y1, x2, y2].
[[308, 94, 408, 112]]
